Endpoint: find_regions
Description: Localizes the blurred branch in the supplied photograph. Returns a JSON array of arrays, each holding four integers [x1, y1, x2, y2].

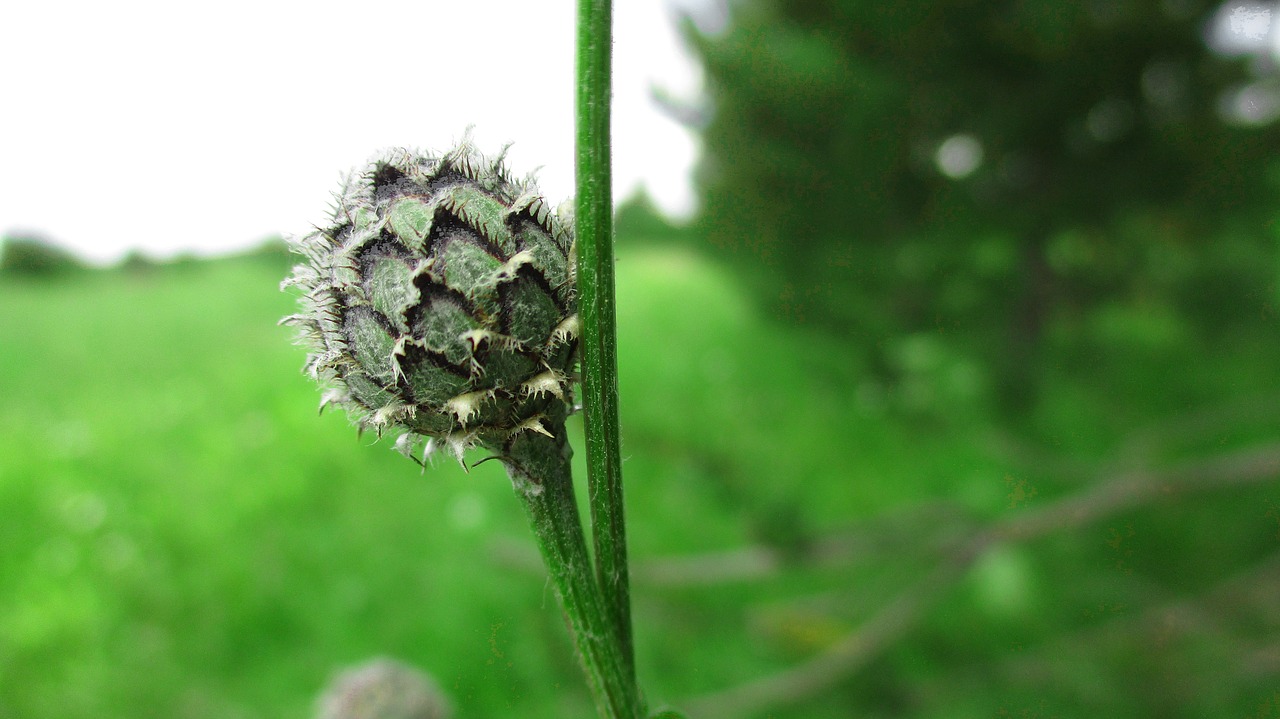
[[644, 440, 1279, 586], [681, 558, 967, 719], [633, 502, 969, 586], [986, 443, 1280, 545], [993, 549, 1280, 689], [680, 443, 1280, 719]]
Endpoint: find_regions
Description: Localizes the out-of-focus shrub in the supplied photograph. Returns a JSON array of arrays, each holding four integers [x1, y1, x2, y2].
[[0, 233, 87, 277]]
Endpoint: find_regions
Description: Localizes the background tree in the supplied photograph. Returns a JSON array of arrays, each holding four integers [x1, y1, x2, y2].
[[0, 233, 87, 277], [682, 0, 1280, 414]]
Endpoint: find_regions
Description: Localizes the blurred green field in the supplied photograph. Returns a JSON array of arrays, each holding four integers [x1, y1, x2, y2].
[[1, 245, 1277, 719]]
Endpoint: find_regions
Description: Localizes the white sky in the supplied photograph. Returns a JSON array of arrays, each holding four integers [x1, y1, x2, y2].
[[0, 0, 709, 264]]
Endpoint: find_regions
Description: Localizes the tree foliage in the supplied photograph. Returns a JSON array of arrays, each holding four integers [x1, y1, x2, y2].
[[0, 233, 87, 277], [684, 0, 1280, 413]]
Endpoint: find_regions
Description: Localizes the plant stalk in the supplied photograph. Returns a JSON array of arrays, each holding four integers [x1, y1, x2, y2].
[[575, 0, 635, 686], [501, 428, 640, 719]]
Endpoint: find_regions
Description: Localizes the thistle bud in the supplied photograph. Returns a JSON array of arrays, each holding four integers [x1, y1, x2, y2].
[[283, 141, 578, 464]]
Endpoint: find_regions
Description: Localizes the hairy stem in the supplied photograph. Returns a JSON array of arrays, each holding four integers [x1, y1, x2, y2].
[[501, 428, 641, 719], [575, 0, 636, 694]]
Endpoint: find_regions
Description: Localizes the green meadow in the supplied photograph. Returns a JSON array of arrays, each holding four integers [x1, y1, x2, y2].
[[1, 244, 1276, 718]]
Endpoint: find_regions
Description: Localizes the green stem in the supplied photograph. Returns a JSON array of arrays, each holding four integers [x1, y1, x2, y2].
[[575, 0, 635, 687], [501, 428, 640, 719]]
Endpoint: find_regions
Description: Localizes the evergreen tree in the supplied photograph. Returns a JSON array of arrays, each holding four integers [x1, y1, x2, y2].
[[684, 0, 1280, 412]]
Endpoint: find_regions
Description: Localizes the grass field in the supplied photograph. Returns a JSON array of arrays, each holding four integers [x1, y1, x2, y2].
[[1, 245, 1276, 718]]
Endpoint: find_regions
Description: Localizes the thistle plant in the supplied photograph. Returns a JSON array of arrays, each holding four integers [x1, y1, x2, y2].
[[280, 4, 682, 717], [282, 139, 638, 719]]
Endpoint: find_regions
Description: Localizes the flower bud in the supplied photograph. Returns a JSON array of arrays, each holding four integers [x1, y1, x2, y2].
[[283, 141, 577, 464]]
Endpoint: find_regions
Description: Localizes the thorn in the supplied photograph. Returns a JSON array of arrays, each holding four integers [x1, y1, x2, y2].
[[461, 330, 491, 356], [521, 370, 565, 399], [461, 329, 518, 353], [446, 432, 474, 470], [551, 314, 580, 345], [393, 433, 424, 467], [371, 401, 408, 427], [390, 336, 417, 383], [318, 389, 348, 415], [445, 390, 492, 426], [513, 416, 555, 438]]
